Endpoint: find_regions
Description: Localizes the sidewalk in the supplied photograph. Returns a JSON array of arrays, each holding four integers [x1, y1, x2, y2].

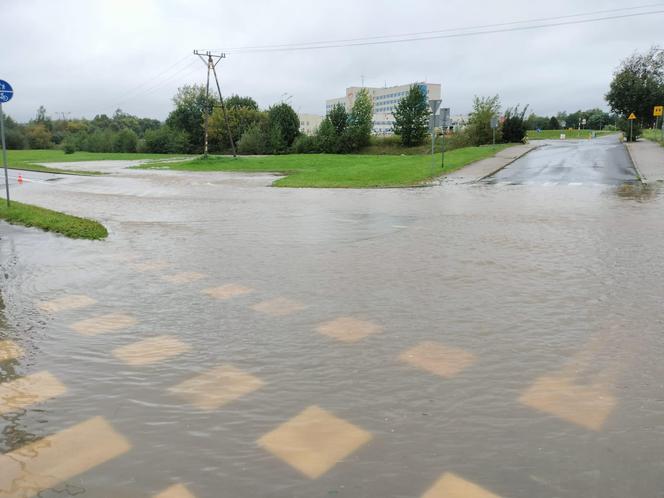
[[625, 140, 664, 183], [443, 143, 538, 183]]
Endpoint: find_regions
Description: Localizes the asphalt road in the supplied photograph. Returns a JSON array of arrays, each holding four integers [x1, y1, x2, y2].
[[487, 135, 638, 185]]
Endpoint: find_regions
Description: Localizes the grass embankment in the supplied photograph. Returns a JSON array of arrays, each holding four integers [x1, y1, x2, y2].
[[137, 144, 512, 188], [642, 129, 664, 145], [6, 150, 191, 175], [527, 129, 614, 140], [0, 200, 108, 240]]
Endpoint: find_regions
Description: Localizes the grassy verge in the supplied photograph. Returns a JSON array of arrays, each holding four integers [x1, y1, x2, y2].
[[136, 144, 513, 188], [0, 200, 108, 239], [642, 129, 664, 145], [527, 129, 614, 140], [6, 150, 192, 175]]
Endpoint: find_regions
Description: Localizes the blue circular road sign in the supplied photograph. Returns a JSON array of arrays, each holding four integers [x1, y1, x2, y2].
[[0, 80, 13, 103]]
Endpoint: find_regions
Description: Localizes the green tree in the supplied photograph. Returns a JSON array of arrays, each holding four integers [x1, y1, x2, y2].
[[25, 123, 52, 149], [328, 103, 349, 135], [392, 85, 430, 146], [466, 95, 501, 146], [112, 128, 138, 152], [166, 85, 216, 152], [267, 103, 299, 151], [143, 126, 189, 153], [549, 116, 560, 129], [606, 46, 664, 139], [225, 95, 259, 111], [316, 117, 339, 153], [347, 88, 373, 148], [209, 107, 266, 153], [501, 105, 528, 143]]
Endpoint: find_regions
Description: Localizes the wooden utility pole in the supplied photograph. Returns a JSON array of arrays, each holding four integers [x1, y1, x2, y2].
[[193, 51, 236, 158]]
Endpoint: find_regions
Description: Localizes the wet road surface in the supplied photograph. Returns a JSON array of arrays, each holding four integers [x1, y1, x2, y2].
[[1, 140, 664, 498], [488, 135, 637, 185]]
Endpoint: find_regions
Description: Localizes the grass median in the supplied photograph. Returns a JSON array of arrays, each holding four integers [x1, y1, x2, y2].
[[0, 200, 108, 240], [6, 150, 191, 175], [527, 129, 614, 140], [136, 144, 513, 188]]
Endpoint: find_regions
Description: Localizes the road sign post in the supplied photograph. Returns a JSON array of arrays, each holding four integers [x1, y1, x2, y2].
[[654, 106, 663, 141], [490, 116, 499, 145], [628, 112, 637, 142], [0, 79, 13, 208], [440, 108, 450, 169]]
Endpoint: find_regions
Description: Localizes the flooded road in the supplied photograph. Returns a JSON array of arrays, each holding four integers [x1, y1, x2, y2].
[[1, 143, 664, 497], [489, 135, 637, 185]]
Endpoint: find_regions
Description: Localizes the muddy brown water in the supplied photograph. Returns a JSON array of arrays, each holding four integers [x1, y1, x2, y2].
[[1, 159, 663, 497]]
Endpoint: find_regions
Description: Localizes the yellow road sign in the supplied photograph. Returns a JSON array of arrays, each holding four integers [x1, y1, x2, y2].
[[628, 113, 637, 120], [654, 106, 663, 117]]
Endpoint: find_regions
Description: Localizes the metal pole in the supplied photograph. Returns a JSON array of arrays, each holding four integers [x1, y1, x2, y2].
[[430, 129, 435, 177], [0, 103, 10, 208], [629, 119, 633, 142], [441, 131, 445, 170]]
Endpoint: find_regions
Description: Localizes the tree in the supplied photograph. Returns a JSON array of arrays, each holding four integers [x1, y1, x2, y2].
[[267, 103, 299, 151], [328, 103, 349, 135], [143, 126, 189, 153], [466, 95, 501, 146], [225, 95, 259, 111], [392, 84, 430, 146], [606, 46, 664, 138], [549, 116, 560, 130], [25, 123, 52, 149], [347, 88, 373, 148], [166, 85, 216, 153], [112, 128, 138, 152], [501, 105, 529, 143], [208, 106, 266, 153]]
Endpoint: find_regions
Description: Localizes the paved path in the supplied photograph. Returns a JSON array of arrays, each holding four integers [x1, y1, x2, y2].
[[443, 144, 538, 183], [626, 139, 664, 183], [488, 135, 636, 185]]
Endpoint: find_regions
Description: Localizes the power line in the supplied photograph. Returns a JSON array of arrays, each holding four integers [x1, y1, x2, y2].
[[213, 3, 664, 52], [201, 7, 664, 54]]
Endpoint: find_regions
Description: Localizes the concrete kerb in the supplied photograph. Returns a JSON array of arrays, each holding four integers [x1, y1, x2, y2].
[[476, 143, 541, 181], [624, 141, 645, 184]]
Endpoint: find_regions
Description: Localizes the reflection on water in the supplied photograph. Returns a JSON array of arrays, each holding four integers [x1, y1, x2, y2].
[[1, 172, 664, 497]]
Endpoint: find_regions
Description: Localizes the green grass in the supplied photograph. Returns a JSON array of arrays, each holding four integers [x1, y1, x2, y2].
[[5, 149, 192, 175], [527, 129, 614, 140], [137, 144, 513, 188], [642, 128, 664, 145], [0, 200, 108, 240]]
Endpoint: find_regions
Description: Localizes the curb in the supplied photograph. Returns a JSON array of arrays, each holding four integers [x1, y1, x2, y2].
[[476, 144, 541, 181], [624, 142, 646, 184]]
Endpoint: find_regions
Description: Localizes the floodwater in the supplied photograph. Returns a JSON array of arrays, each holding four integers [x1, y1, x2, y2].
[[1, 142, 664, 497]]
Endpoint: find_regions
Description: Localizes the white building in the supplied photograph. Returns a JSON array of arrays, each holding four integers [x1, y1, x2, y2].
[[298, 113, 324, 135], [325, 82, 442, 135]]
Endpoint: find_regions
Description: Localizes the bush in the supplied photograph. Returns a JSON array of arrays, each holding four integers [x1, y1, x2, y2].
[[5, 128, 28, 149], [501, 105, 528, 143], [63, 141, 76, 154], [142, 126, 189, 153], [237, 124, 268, 155], [112, 128, 138, 152], [291, 134, 319, 153]]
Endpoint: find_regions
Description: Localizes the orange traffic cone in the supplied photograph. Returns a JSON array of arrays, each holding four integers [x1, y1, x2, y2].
[[17, 175, 23, 184]]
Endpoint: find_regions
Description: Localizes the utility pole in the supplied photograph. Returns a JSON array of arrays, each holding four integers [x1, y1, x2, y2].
[[193, 50, 236, 158]]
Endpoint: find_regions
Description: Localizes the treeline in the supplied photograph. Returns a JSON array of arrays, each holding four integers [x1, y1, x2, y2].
[[525, 109, 615, 131]]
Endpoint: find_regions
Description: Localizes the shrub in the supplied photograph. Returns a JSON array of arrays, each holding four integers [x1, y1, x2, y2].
[[112, 128, 138, 152], [237, 124, 268, 155], [5, 128, 28, 149], [501, 105, 529, 143], [63, 141, 76, 154], [291, 134, 319, 153], [143, 126, 189, 153]]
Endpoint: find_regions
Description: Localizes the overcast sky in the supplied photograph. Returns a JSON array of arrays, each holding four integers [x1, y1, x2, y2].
[[1, 0, 662, 122]]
